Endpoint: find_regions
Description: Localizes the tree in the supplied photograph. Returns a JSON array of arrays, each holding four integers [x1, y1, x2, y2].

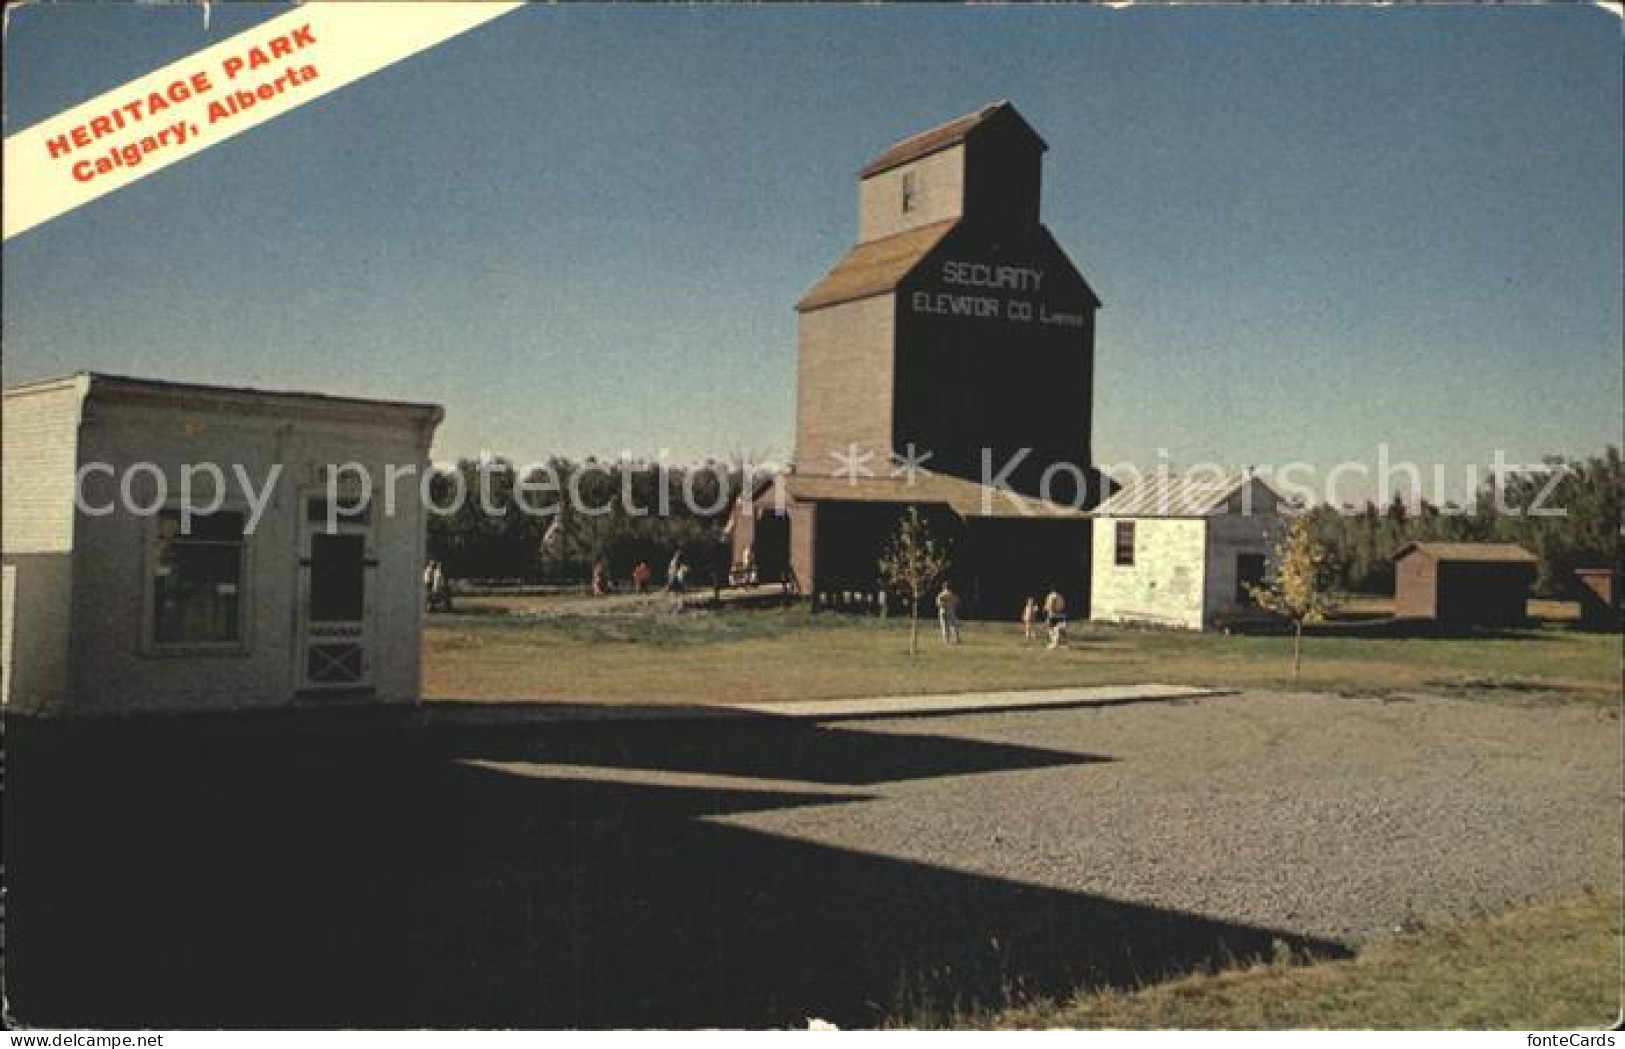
[[877, 507, 951, 657], [1281, 444, 1619, 602], [1249, 515, 1337, 681]]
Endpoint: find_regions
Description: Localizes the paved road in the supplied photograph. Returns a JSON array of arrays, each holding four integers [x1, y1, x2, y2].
[[7, 689, 1619, 1028]]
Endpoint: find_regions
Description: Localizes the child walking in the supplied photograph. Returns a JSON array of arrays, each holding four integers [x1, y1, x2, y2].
[[1043, 588, 1069, 650], [1020, 596, 1040, 642]]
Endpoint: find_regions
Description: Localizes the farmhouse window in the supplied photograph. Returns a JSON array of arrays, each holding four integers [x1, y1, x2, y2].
[[150, 510, 246, 646], [901, 170, 918, 213], [1114, 521, 1135, 566]]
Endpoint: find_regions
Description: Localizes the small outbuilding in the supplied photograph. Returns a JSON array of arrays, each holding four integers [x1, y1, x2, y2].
[[1, 373, 443, 714], [1391, 542, 1537, 628], [1088, 471, 1283, 631], [1572, 566, 1620, 631]]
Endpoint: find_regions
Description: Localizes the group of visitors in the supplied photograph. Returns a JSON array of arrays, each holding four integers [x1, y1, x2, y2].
[[599, 551, 692, 598], [1022, 590, 1070, 649], [933, 583, 1070, 649], [428, 552, 1070, 648]]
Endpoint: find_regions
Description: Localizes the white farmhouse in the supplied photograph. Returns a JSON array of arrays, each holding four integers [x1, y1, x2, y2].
[[2, 373, 442, 714], [1088, 471, 1283, 631]]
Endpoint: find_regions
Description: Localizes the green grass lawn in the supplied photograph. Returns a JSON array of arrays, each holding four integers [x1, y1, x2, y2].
[[423, 604, 1622, 705], [950, 893, 1623, 1030]]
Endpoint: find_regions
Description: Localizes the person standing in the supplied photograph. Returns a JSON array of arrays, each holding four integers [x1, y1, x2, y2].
[[438, 563, 456, 612], [1043, 588, 1068, 650], [937, 583, 963, 645], [632, 561, 653, 593], [1020, 596, 1040, 642], [423, 560, 441, 612], [665, 550, 686, 593]]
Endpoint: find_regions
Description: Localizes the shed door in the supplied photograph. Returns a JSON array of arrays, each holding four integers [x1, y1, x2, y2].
[[753, 510, 790, 583], [296, 493, 376, 692], [1235, 554, 1266, 605]]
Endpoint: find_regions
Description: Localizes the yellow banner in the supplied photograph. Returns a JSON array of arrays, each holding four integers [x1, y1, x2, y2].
[[4, 2, 522, 240]]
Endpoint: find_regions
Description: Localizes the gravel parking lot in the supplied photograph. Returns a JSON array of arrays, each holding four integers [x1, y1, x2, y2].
[[710, 690, 1623, 945], [9, 688, 1620, 1027]]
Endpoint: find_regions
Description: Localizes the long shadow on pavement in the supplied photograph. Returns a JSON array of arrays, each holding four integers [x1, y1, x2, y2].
[[5, 717, 1347, 1029], [428, 714, 1116, 785]]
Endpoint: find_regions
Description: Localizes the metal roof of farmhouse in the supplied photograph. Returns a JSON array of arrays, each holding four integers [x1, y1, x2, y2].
[[3, 372, 445, 429], [1091, 471, 1269, 518]]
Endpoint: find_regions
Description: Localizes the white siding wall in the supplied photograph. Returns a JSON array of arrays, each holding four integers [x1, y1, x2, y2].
[[66, 397, 433, 712], [1089, 517, 1207, 631], [857, 147, 965, 242], [1, 379, 86, 709], [2, 379, 86, 554]]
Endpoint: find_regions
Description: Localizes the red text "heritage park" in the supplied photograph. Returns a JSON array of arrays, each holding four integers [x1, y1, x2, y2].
[[43, 24, 320, 183]]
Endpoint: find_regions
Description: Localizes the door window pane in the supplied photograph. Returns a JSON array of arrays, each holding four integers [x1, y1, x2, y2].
[[310, 534, 366, 622]]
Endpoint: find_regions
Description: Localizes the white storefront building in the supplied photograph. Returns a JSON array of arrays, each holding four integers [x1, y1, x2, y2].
[[1, 373, 442, 713], [1088, 471, 1283, 631]]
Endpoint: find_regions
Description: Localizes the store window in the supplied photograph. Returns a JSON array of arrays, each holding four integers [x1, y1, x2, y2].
[[150, 510, 246, 646]]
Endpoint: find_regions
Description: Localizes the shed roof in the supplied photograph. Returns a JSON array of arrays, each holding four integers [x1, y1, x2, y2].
[[784, 469, 1088, 520], [1090, 471, 1276, 518], [796, 219, 957, 312], [858, 101, 1046, 179], [1392, 542, 1538, 564], [4, 371, 445, 429]]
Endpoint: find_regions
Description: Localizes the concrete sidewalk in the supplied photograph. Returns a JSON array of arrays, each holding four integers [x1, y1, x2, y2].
[[425, 683, 1231, 726], [5, 685, 1232, 742], [733, 683, 1229, 720]]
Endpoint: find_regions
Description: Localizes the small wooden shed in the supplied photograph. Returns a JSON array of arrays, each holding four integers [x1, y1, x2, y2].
[[1573, 567, 1621, 631], [1392, 542, 1537, 627]]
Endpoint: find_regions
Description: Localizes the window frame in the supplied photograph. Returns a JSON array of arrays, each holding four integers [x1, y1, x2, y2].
[[1114, 520, 1136, 567], [140, 505, 255, 657]]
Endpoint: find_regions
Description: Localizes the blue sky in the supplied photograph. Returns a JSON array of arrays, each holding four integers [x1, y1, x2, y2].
[[4, 4, 1620, 499]]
